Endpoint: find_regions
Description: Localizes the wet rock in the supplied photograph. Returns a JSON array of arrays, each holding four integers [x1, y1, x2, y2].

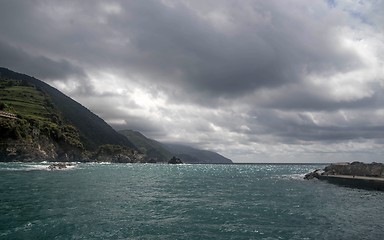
[[304, 169, 322, 180], [168, 156, 183, 164], [48, 163, 68, 170]]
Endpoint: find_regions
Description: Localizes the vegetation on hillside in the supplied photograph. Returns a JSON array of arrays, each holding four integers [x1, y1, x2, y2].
[[119, 130, 173, 162], [0, 69, 140, 162], [0, 77, 83, 149], [0, 67, 232, 163], [0, 67, 136, 151]]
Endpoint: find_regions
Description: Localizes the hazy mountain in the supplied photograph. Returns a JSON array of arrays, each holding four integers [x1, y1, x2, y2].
[[119, 130, 173, 162], [119, 129, 233, 164], [0, 67, 232, 163], [163, 143, 233, 164]]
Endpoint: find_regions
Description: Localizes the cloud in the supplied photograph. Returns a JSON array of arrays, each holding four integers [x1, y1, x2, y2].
[[0, 0, 384, 162], [0, 40, 85, 82]]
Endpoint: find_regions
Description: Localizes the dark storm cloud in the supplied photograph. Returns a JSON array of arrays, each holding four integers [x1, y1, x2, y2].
[[0, 0, 383, 162], [0, 0, 362, 99], [257, 83, 382, 111], [0, 40, 85, 81], [255, 111, 384, 143], [114, 0, 363, 98]]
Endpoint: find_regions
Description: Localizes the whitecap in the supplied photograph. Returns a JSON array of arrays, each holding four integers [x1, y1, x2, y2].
[[278, 173, 306, 180]]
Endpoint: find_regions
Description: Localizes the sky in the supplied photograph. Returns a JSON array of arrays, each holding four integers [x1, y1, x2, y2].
[[1, 0, 384, 163]]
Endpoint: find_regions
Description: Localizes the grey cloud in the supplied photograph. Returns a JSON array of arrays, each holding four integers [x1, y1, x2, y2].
[[2, 0, 361, 98], [117, 0, 363, 98], [0, 40, 85, 81], [1, 0, 384, 162], [109, 116, 165, 139], [0, 1, 366, 104], [246, 108, 384, 144], [256, 83, 382, 111]]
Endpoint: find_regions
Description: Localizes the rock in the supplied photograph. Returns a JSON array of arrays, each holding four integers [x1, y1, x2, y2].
[[168, 156, 183, 164], [48, 163, 68, 170], [304, 169, 322, 180]]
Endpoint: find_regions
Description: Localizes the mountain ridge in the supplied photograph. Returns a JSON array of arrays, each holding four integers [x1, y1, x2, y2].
[[119, 129, 233, 164], [163, 142, 233, 164], [0, 67, 233, 163]]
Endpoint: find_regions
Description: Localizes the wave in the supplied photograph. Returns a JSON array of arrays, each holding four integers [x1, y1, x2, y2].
[[0, 162, 77, 171], [278, 173, 306, 180]]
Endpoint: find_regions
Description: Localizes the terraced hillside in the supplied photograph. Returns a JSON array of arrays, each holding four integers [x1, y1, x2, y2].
[[0, 77, 83, 148], [0, 67, 137, 162], [0, 67, 135, 150]]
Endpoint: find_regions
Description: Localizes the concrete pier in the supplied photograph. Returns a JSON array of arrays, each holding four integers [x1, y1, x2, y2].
[[317, 174, 384, 191]]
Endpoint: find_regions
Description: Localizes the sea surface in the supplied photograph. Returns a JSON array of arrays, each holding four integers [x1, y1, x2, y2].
[[0, 162, 383, 240]]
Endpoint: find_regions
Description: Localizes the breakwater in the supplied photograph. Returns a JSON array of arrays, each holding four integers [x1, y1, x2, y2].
[[305, 162, 384, 191]]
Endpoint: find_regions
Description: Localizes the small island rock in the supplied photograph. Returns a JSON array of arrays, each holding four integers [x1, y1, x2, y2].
[[168, 156, 183, 164]]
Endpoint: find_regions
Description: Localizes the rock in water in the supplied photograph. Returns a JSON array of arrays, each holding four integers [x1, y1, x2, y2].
[[168, 156, 183, 164], [304, 169, 322, 180], [48, 163, 69, 170]]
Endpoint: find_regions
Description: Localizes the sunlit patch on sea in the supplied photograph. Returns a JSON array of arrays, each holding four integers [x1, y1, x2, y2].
[[1, 162, 383, 239]]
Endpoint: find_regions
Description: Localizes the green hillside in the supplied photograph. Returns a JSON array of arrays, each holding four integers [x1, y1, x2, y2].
[[0, 67, 137, 162], [119, 130, 173, 162], [0, 77, 83, 149], [0, 67, 232, 163], [0, 67, 135, 150]]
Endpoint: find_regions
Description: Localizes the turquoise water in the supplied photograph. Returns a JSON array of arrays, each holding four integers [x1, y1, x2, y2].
[[1, 163, 383, 240]]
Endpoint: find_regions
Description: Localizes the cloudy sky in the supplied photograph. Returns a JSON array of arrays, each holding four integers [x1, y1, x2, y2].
[[1, 0, 384, 163]]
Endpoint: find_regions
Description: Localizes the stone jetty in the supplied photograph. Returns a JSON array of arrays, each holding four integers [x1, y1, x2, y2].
[[305, 162, 384, 191]]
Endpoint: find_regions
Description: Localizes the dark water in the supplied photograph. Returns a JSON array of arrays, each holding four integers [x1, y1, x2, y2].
[[0, 163, 383, 240]]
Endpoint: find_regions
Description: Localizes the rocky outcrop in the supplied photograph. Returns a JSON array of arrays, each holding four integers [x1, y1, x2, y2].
[[304, 169, 323, 180], [168, 156, 183, 164], [0, 139, 144, 163], [48, 163, 74, 170], [0, 137, 87, 162]]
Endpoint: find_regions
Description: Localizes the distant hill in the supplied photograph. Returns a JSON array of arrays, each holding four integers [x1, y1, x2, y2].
[[119, 130, 173, 162], [0, 67, 233, 164], [119, 129, 233, 164], [163, 143, 233, 164], [0, 67, 137, 161]]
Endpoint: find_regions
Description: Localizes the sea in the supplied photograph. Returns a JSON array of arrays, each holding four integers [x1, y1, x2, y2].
[[1, 162, 383, 240]]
